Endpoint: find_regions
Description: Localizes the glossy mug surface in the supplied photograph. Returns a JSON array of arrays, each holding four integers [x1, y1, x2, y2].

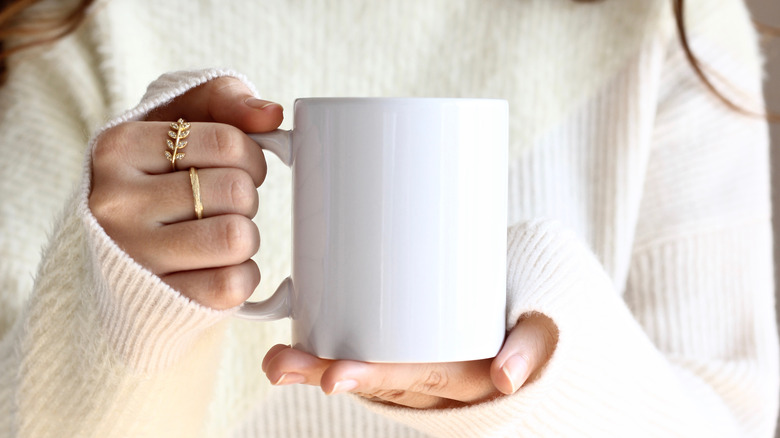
[[245, 98, 508, 363]]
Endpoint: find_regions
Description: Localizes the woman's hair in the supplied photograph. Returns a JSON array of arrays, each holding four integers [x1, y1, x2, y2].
[[0, 0, 93, 83], [0, 0, 776, 120]]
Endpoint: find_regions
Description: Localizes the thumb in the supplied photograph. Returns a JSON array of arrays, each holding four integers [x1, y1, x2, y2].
[[490, 313, 558, 395], [146, 76, 283, 133]]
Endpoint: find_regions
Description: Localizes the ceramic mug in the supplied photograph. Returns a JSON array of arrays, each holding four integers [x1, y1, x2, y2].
[[244, 98, 508, 363]]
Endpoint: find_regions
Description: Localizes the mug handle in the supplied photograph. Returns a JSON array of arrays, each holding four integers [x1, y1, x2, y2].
[[232, 130, 293, 321]]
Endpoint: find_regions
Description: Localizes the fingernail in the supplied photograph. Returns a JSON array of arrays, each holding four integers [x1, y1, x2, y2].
[[245, 97, 281, 110], [328, 379, 359, 395], [274, 373, 305, 386], [501, 355, 529, 394]]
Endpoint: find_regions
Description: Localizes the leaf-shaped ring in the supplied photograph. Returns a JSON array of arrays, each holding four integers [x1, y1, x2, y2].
[[165, 118, 191, 171]]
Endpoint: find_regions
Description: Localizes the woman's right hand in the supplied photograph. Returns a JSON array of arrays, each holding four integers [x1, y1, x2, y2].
[[89, 77, 283, 310]]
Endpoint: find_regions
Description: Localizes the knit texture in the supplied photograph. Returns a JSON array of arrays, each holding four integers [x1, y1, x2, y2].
[[0, 0, 776, 436]]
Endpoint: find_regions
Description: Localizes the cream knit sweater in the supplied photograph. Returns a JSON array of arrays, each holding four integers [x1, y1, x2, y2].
[[0, 0, 777, 436]]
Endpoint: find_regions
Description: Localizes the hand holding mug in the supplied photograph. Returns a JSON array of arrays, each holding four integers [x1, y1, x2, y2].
[[89, 77, 283, 309], [262, 313, 558, 409]]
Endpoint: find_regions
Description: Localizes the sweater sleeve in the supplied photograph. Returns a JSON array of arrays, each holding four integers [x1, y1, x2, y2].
[[358, 3, 778, 438], [0, 65, 260, 436]]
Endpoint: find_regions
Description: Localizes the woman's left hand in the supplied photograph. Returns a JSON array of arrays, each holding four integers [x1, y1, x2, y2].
[[262, 313, 558, 409]]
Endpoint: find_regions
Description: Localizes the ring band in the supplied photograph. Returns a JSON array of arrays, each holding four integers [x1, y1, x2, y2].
[[165, 118, 191, 171], [189, 167, 204, 220]]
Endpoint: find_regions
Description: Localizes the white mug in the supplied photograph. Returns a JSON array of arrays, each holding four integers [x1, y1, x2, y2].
[[245, 98, 508, 363]]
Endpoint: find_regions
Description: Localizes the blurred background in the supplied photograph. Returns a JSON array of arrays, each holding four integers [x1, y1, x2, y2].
[[743, 0, 779, 436]]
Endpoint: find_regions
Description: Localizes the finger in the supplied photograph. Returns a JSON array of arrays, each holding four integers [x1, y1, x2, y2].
[[263, 345, 332, 387], [133, 214, 260, 275], [145, 76, 284, 133], [142, 168, 258, 224], [353, 390, 457, 410], [491, 313, 559, 395], [161, 260, 260, 310], [319, 359, 497, 403], [99, 121, 268, 185], [262, 344, 290, 373]]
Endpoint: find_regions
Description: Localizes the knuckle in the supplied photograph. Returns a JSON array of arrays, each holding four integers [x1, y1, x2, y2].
[[89, 181, 134, 228], [92, 123, 133, 167], [413, 368, 448, 394], [528, 314, 559, 360], [225, 171, 258, 215], [541, 318, 559, 344], [220, 216, 258, 257], [88, 189, 118, 222], [371, 389, 408, 402], [211, 125, 244, 162], [209, 76, 242, 94], [209, 267, 248, 306], [88, 194, 150, 268], [539, 326, 558, 358], [206, 77, 248, 112]]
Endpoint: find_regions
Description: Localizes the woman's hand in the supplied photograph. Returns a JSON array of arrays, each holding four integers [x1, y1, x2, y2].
[[89, 77, 283, 310], [262, 313, 558, 409]]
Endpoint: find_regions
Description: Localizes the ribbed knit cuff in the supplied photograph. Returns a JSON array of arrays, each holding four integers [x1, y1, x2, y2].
[[76, 68, 259, 371], [82, 203, 236, 372], [503, 219, 593, 330], [98, 68, 259, 135]]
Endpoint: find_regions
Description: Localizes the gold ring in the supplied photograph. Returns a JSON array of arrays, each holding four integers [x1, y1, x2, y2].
[[189, 167, 204, 220], [165, 118, 191, 171]]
